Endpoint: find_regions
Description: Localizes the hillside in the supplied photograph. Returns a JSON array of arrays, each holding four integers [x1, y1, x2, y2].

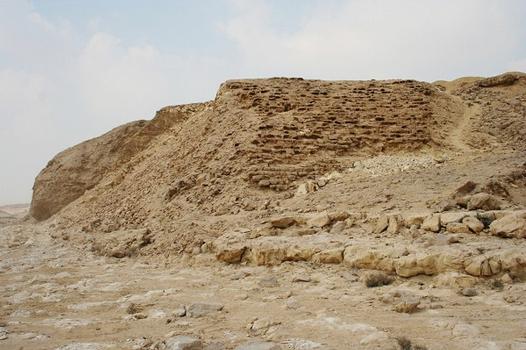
[[28, 73, 526, 252], [1, 72, 526, 350]]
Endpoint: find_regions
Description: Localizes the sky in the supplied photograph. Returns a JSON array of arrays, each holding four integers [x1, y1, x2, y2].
[[1, 0, 525, 204]]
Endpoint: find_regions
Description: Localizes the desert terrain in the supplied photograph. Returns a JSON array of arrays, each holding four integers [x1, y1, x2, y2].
[[1, 72, 526, 350]]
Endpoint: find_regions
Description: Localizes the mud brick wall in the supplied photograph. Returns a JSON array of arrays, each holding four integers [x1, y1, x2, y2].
[[221, 78, 436, 190]]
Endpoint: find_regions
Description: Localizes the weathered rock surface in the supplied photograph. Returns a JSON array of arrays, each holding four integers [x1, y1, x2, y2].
[[490, 213, 526, 238], [234, 341, 281, 350], [91, 228, 153, 258], [5, 71, 526, 350], [422, 214, 441, 232], [165, 336, 203, 350], [186, 303, 224, 318], [467, 193, 502, 211], [30, 104, 201, 221]]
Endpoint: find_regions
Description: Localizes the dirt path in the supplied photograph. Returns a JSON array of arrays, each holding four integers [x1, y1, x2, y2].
[[444, 94, 480, 153], [1, 224, 526, 350]]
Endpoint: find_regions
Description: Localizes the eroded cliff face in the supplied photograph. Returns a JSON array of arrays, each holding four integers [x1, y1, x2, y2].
[[30, 121, 147, 221], [30, 103, 206, 221]]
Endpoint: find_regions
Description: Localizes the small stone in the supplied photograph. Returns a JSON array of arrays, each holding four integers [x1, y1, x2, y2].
[[446, 222, 471, 234], [374, 215, 389, 234], [165, 335, 203, 350], [204, 342, 225, 350], [248, 318, 281, 336], [292, 275, 311, 283], [436, 199, 457, 211], [440, 212, 468, 225], [281, 339, 322, 350], [464, 255, 501, 277], [363, 271, 394, 288], [341, 271, 359, 282], [393, 298, 420, 313], [216, 246, 246, 264], [453, 180, 477, 196], [312, 248, 344, 264], [387, 215, 401, 235], [462, 216, 484, 233], [0, 326, 7, 340], [422, 214, 440, 232], [270, 217, 297, 229], [230, 271, 249, 280], [467, 193, 501, 210], [285, 298, 300, 310], [134, 313, 147, 320], [435, 272, 477, 289], [126, 303, 142, 314], [186, 303, 223, 318], [447, 235, 461, 244], [460, 288, 478, 297], [149, 309, 168, 319], [55, 343, 109, 350], [296, 181, 318, 195], [489, 214, 526, 238], [129, 337, 153, 349], [330, 221, 346, 234], [359, 331, 390, 345], [307, 212, 331, 228], [173, 306, 186, 317], [258, 276, 279, 288], [402, 213, 425, 227], [237, 293, 249, 300], [501, 273, 513, 284], [234, 341, 282, 350]]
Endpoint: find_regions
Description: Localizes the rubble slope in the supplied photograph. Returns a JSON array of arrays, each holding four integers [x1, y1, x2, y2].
[[30, 73, 526, 255]]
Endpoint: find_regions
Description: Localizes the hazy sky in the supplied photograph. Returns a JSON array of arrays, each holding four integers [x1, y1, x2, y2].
[[1, 0, 525, 204]]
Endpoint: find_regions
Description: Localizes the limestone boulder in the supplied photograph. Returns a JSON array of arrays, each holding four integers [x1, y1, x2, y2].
[[235, 341, 282, 350], [343, 246, 396, 273], [330, 221, 347, 234], [462, 216, 484, 233], [307, 212, 331, 228], [374, 215, 389, 234], [270, 216, 297, 229], [435, 272, 478, 289], [250, 244, 287, 266], [328, 211, 350, 222], [466, 193, 502, 211], [312, 248, 344, 264], [440, 212, 471, 226], [395, 251, 465, 277], [284, 246, 317, 262], [422, 214, 440, 232], [401, 213, 426, 227], [446, 223, 471, 234], [489, 213, 526, 238], [216, 245, 247, 263], [165, 336, 203, 350], [387, 215, 402, 235], [499, 249, 526, 279], [464, 255, 502, 277], [186, 303, 224, 318]]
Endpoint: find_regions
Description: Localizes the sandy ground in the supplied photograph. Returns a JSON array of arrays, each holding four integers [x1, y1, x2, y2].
[[1, 223, 526, 350]]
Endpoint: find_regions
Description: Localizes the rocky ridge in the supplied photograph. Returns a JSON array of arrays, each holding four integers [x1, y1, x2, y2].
[[1, 72, 526, 350], [30, 73, 526, 253]]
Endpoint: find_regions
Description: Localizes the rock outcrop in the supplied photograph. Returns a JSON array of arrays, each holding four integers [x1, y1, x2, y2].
[[28, 73, 526, 261], [30, 104, 205, 221]]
